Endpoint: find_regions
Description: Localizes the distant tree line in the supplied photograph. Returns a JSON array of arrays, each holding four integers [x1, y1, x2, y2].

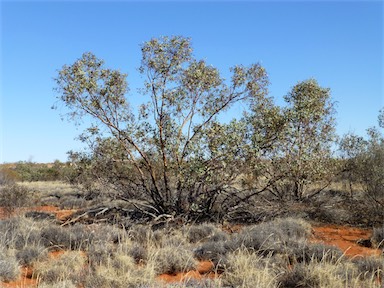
[[0, 160, 73, 182]]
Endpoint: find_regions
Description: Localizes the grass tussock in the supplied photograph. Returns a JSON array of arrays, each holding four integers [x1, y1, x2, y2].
[[34, 251, 86, 284], [1, 179, 383, 288]]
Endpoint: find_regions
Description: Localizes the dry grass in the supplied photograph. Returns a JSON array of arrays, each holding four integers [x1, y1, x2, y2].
[[1, 180, 384, 287]]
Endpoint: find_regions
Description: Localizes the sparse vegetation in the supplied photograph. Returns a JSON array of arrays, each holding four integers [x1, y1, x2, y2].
[[0, 36, 383, 287]]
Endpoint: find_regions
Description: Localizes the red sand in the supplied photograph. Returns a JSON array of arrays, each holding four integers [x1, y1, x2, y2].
[[311, 224, 381, 257], [0, 206, 76, 222], [157, 260, 216, 283]]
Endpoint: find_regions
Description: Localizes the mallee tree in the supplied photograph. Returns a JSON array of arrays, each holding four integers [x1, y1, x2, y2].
[[54, 36, 337, 220]]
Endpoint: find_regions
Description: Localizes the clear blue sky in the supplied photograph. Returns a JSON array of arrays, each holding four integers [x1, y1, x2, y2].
[[1, 1, 383, 163]]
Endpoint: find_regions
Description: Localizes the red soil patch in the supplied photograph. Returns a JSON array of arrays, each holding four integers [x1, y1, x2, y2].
[[31, 206, 76, 221], [157, 260, 216, 284], [0, 206, 76, 221], [311, 224, 381, 257]]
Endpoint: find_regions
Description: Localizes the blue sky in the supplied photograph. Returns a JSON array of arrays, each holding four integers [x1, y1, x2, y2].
[[1, 1, 383, 163]]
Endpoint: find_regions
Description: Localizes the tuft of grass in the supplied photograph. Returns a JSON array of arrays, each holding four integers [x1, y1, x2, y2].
[[223, 248, 278, 288], [149, 246, 197, 275], [193, 240, 230, 269], [84, 254, 156, 288], [37, 280, 77, 288], [0, 253, 20, 282], [288, 242, 344, 264], [128, 244, 148, 264], [0, 183, 30, 215], [182, 223, 217, 244], [352, 256, 384, 280], [25, 211, 56, 221], [34, 251, 85, 284], [16, 244, 48, 266], [277, 264, 320, 288], [371, 226, 384, 248], [0, 216, 44, 249]]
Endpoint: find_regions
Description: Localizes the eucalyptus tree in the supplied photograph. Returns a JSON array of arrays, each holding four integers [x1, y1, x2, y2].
[[265, 79, 337, 200], [339, 109, 384, 204], [54, 36, 270, 218]]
